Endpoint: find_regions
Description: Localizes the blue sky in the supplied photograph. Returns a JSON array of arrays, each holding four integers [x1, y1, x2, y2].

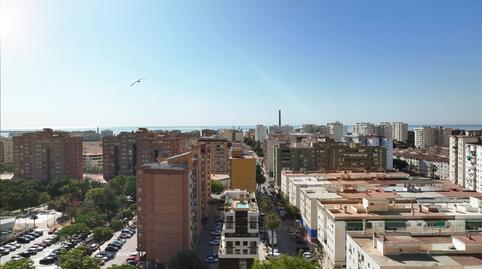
[[1, 0, 481, 128]]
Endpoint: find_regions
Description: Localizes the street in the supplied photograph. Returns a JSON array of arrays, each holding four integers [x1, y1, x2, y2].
[[98, 230, 138, 268], [194, 204, 219, 269]]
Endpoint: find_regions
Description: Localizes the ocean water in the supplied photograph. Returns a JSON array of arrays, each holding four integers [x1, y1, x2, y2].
[[1, 124, 481, 137]]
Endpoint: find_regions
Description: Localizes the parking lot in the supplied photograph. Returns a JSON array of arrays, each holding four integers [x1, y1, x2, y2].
[[0, 228, 68, 268]]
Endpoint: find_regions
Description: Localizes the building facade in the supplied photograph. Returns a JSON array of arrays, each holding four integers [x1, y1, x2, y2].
[[254, 125, 267, 143], [13, 128, 83, 180], [274, 142, 386, 186], [102, 128, 187, 180], [218, 129, 244, 142], [390, 122, 408, 142], [230, 150, 256, 193], [0, 138, 14, 164], [219, 190, 259, 269], [465, 142, 482, 192], [414, 126, 452, 148], [137, 151, 208, 266], [449, 136, 482, 187], [197, 138, 230, 174], [327, 122, 345, 142]]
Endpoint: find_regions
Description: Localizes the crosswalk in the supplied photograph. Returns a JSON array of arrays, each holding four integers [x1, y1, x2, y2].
[[116, 251, 133, 257]]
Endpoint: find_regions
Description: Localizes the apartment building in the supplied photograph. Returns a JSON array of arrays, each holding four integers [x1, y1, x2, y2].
[[301, 124, 330, 136], [254, 125, 267, 143], [102, 128, 187, 180], [218, 129, 244, 142], [342, 135, 393, 170], [13, 128, 83, 180], [197, 137, 230, 174], [319, 195, 482, 268], [0, 138, 14, 164], [346, 234, 482, 269], [268, 125, 294, 134], [137, 150, 209, 267], [390, 122, 408, 142], [394, 147, 449, 179], [465, 142, 482, 192], [244, 129, 255, 140], [219, 190, 259, 269], [83, 141, 103, 172], [230, 149, 256, 192], [327, 122, 345, 142], [449, 135, 482, 187], [274, 142, 386, 187], [414, 126, 452, 148]]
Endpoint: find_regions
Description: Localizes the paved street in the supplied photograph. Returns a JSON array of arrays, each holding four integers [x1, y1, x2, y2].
[[194, 204, 219, 269], [95, 230, 138, 268]]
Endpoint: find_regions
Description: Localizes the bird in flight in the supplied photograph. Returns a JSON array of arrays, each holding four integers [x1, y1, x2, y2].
[[130, 77, 146, 86]]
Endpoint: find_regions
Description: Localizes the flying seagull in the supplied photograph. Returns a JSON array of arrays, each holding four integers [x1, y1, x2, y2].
[[130, 77, 146, 86]]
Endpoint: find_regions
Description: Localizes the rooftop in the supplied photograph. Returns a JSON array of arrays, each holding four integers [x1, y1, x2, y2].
[[351, 235, 482, 267]]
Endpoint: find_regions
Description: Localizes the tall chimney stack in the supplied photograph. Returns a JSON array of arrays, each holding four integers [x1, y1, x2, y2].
[[278, 109, 281, 126]]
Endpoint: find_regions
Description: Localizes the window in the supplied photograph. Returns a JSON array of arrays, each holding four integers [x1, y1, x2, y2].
[[235, 241, 240, 246], [243, 241, 248, 246]]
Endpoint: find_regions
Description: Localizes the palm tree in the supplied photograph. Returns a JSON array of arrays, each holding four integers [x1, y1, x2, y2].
[[32, 214, 38, 228], [265, 212, 281, 256]]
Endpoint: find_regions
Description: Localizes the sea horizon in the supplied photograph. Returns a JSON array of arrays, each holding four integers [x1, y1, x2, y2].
[[1, 124, 481, 137]]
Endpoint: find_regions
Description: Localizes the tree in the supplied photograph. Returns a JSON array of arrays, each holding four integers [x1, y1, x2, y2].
[[265, 212, 281, 256], [84, 187, 119, 221], [38, 192, 51, 209], [31, 214, 38, 228], [75, 210, 107, 229], [58, 247, 101, 269], [111, 219, 124, 231], [167, 250, 208, 269], [93, 227, 113, 243], [393, 159, 408, 171], [57, 223, 90, 239], [256, 164, 266, 189], [211, 181, 225, 195], [0, 258, 35, 269], [252, 255, 317, 269], [258, 197, 273, 212]]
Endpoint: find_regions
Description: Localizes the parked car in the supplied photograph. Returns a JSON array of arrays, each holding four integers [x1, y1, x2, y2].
[[10, 255, 23, 261], [19, 251, 34, 257], [0, 248, 10, 255], [39, 256, 56, 265], [88, 243, 99, 252], [205, 255, 219, 263], [105, 245, 120, 252], [17, 237, 31, 244], [209, 239, 220, 246]]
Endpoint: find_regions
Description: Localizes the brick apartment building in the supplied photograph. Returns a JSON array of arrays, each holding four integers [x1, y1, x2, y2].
[[136, 148, 211, 267], [13, 128, 83, 180], [102, 128, 188, 180], [196, 137, 230, 174]]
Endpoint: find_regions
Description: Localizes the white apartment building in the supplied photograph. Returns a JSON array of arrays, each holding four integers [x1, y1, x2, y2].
[[449, 135, 481, 187], [327, 121, 345, 142], [254, 125, 267, 143], [465, 142, 482, 192], [353, 122, 394, 140], [219, 190, 259, 268], [346, 234, 482, 269], [390, 122, 408, 142], [394, 153, 449, 179], [415, 126, 452, 148], [218, 129, 244, 142], [318, 196, 482, 268]]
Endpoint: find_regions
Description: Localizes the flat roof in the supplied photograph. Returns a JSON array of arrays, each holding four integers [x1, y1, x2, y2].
[[351, 236, 482, 267], [138, 162, 186, 171]]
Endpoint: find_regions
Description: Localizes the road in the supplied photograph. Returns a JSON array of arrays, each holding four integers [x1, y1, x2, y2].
[[194, 204, 219, 269], [95, 230, 137, 268]]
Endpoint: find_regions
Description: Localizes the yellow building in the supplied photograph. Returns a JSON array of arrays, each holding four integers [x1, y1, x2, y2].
[[230, 150, 256, 192]]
